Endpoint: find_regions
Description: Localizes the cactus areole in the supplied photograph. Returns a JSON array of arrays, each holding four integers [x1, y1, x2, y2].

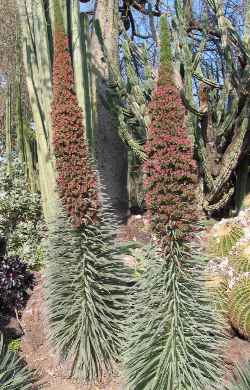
[[143, 16, 198, 248], [51, 4, 100, 228]]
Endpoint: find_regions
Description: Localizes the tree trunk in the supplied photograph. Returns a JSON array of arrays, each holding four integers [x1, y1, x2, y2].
[[90, 0, 128, 221]]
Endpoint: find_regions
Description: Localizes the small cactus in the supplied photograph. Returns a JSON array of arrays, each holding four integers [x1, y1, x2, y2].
[[216, 279, 229, 316], [205, 272, 229, 316], [208, 221, 244, 257], [228, 242, 250, 273], [229, 276, 250, 339]]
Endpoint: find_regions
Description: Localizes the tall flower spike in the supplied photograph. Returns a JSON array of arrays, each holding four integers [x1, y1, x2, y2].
[[46, 3, 132, 383], [51, 0, 99, 228], [123, 16, 224, 390], [143, 16, 198, 250]]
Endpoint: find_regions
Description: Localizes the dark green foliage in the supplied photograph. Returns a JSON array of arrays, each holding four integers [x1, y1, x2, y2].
[[0, 158, 44, 269], [45, 206, 132, 383], [0, 334, 36, 389], [123, 241, 225, 390]]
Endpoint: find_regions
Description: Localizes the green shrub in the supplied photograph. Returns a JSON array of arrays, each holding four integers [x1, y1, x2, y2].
[[0, 158, 45, 270], [8, 338, 21, 353]]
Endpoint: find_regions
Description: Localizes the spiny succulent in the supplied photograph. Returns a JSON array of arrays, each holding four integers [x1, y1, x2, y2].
[[205, 273, 229, 316], [123, 243, 225, 390], [229, 276, 250, 339], [45, 208, 132, 383], [208, 222, 244, 257], [46, 2, 133, 384], [215, 278, 230, 317], [228, 241, 250, 273], [0, 334, 37, 389]]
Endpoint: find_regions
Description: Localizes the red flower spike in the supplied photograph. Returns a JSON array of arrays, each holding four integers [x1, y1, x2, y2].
[[143, 85, 199, 249], [52, 29, 100, 228]]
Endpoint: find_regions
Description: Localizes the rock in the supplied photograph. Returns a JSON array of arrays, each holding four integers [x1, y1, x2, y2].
[[0, 314, 23, 339]]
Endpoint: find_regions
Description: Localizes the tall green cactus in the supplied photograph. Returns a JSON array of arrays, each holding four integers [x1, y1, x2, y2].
[[105, 34, 153, 161], [18, 0, 131, 219], [5, 85, 12, 175], [18, 0, 93, 222], [15, 29, 39, 192], [80, 13, 94, 154], [101, 31, 153, 208], [173, 0, 250, 215], [18, 0, 58, 222], [90, 0, 129, 218]]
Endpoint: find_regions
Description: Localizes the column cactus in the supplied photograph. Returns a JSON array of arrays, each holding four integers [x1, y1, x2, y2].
[[172, 0, 250, 215], [15, 29, 39, 192], [104, 33, 154, 208], [90, 0, 129, 219], [5, 85, 12, 175], [18, 0, 58, 222], [18, 0, 94, 221]]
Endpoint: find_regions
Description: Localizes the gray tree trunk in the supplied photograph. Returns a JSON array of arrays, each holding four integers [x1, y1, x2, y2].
[[90, 0, 128, 221]]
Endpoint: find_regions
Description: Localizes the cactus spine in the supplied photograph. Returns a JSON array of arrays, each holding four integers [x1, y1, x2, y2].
[[228, 242, 250, 273]]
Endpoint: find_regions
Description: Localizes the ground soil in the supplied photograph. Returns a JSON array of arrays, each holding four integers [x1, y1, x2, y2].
[[19, 215, 250, 389]]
